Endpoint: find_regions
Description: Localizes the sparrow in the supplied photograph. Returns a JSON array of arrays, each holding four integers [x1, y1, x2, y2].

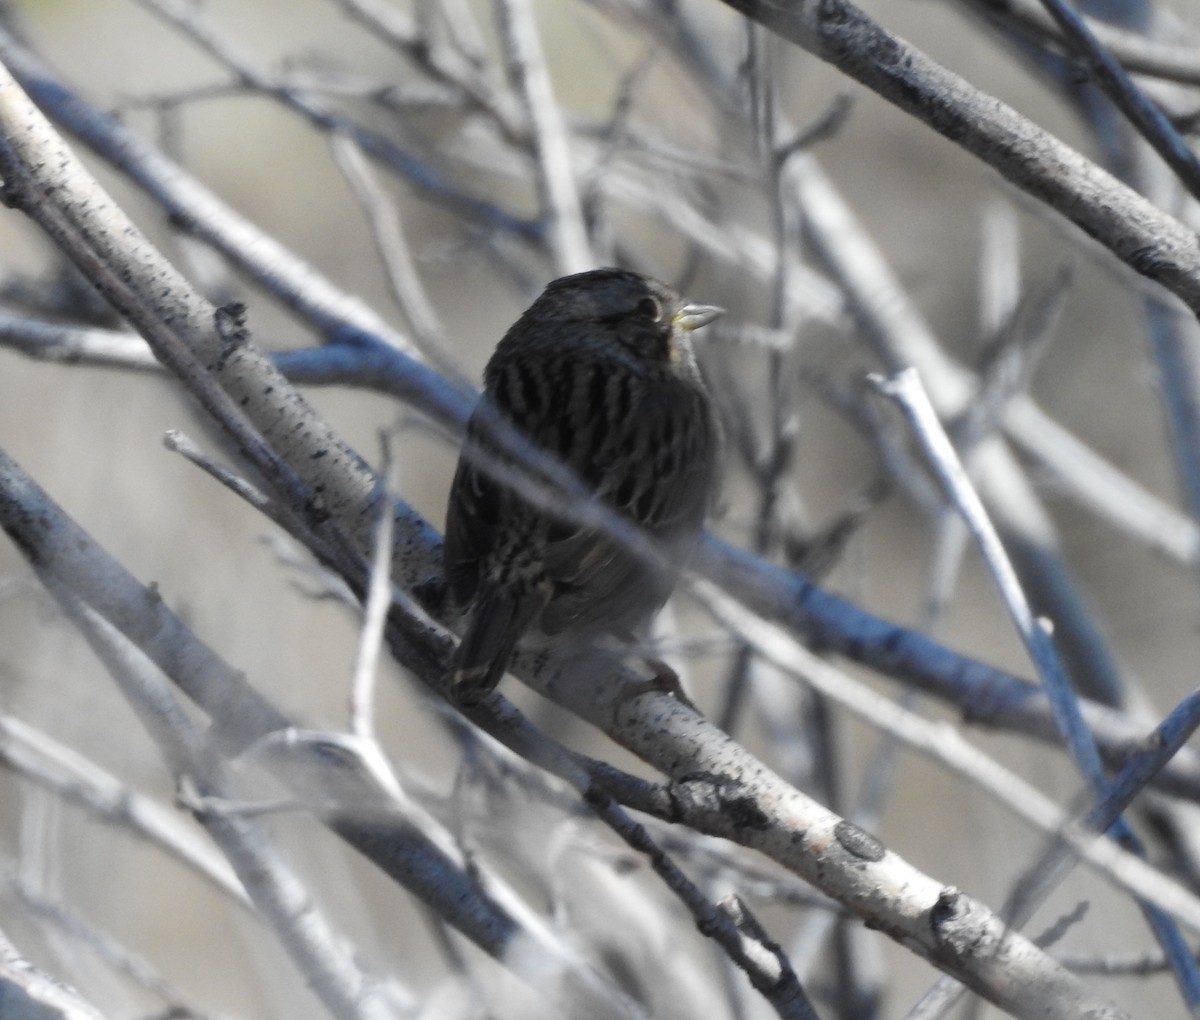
[[443, 268, 722, 703]]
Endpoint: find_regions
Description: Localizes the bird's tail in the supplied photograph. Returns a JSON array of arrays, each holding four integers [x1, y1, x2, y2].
[[450, 589, 542, 704]]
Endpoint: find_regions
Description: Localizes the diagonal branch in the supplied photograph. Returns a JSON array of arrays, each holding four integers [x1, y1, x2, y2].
[[716, 0, 1200, 315]]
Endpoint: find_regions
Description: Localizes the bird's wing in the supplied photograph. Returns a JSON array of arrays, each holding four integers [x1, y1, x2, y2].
[[540, 385, 718, 634], [444, 355, 579, 606]]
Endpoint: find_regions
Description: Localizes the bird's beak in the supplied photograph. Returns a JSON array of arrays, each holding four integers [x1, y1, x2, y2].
[[674, 304, 724, 332]]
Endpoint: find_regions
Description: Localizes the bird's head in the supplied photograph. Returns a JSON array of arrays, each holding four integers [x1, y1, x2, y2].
[[528, 268, 722, 371]]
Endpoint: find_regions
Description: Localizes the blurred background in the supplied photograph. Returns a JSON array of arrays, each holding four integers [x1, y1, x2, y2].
[[2, 0, 1197, 1016]]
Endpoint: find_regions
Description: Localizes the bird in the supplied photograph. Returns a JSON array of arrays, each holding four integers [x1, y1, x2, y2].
[[443, 267, 723, 704]]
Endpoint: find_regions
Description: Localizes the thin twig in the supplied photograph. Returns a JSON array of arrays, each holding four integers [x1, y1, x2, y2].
[[962, 0, 1200, 87], [493, 0, 593, 273], [328, 130, 451, 361], [871, 368, 1102, 779], [0, 714, 247, 906], [689, 579, 1200, 929], [163, 429, 272, 511], [0, 924, 108, 1020], [873, 367, 1200, 1008], [138, 0, 537, 241], [1027, 0, 1200, 200], [60, 597, 410, 1020], [11, 877, 229, 1020], [350, 437, 396, 743], [717, 0, 1200, 314]]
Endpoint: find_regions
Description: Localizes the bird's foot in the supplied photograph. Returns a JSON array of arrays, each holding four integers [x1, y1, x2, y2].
[[617, 656, 697, 712]]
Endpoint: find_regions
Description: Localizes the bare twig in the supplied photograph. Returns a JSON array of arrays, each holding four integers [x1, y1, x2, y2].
[[0, 924, 108, 1020], [350, 438, 396, 743], [961, 0, 1200, 87], [1032, 0, 1200, 201], [329, 131, 451, 360], [493, 0, 593, 273], [0, 714, 247, 906], [11, 877, 229, 1020], [874, 367, 1200, 1008], [717, 0, 1200, 314], [690, 579, 1200, 929]]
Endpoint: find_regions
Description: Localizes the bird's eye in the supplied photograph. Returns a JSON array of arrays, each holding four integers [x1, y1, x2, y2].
[[637, 296, 662, 321]]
